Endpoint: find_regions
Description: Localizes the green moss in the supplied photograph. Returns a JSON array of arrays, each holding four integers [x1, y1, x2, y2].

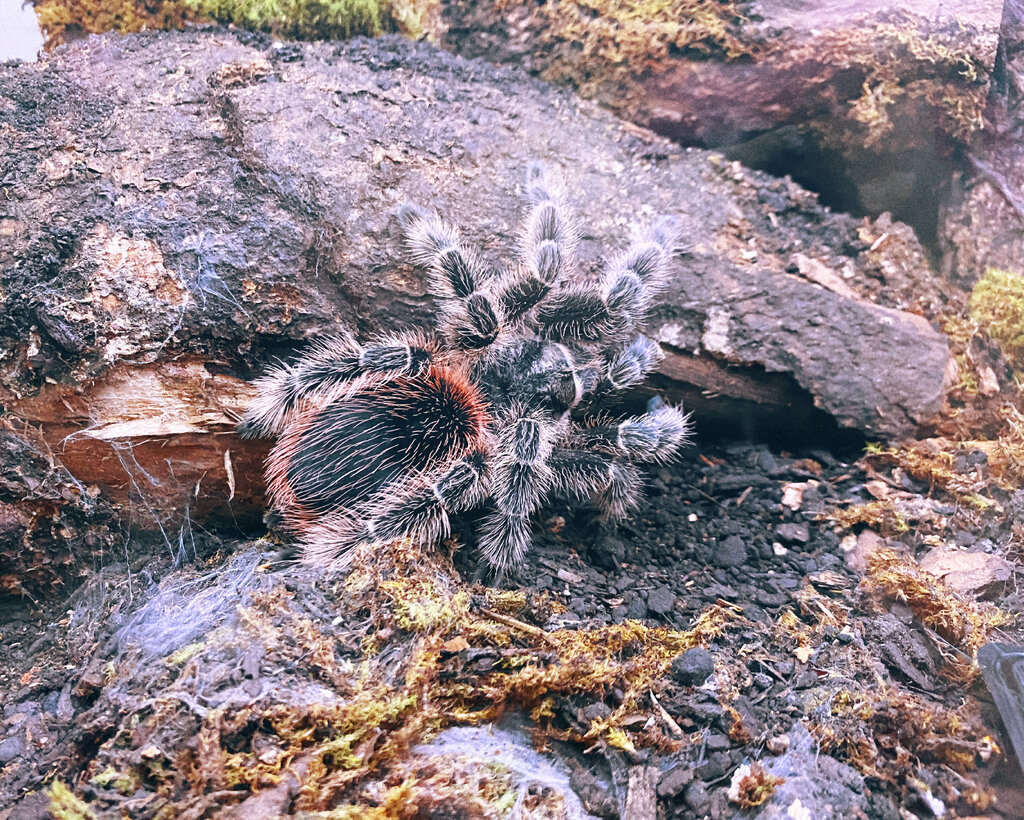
[[32, 0, 431, 48], [564, 0, 749, 61], [379, 572, 472, 633], [807, 14, 987, 154], [828, 499, 909, 537], [186, 0, 385, 39], [33, 0, 203, 48], [387, 0, 432, 39], [166, 641, 205, 666], [90, 767, 140, 796], [969, 268, 1024, 372], [49, 781, 97, 820], [523, 0, 751, 95]]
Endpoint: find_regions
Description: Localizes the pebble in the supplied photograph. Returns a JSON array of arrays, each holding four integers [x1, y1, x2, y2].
[[710, 568, 731, 584], [740, 603, 770, 624], [588, 536, 625, 571], [776, 660, 796, 677], [794, 670, 819, 689], [626, 597, 647, 620], [0, 735, 26, 764], [657, 765, 694, 798], [967, 449, 989, 467], [801, 483, 825, 504], [713, 535, 748, 567], [670, 648, 716, 687], [703, 582, 739, 600], [757, 450, 780, 474], [646, 585, 676, 616], [570, 597, 595, 617], [582, 702, 612, 722], [684, 780, 712, 813], [689, 699, 726, 724], [41, 691, 60, 715], [755, 589, 790, 608], [954, 529, 975, 547], [776, 522, 810, 544], [696, 751, 731, 781], [706, 732, 732, 751]]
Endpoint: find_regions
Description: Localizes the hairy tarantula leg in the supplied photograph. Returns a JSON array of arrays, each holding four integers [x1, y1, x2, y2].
[[534, 215, 682, 343], [599, 335, 664, 393], [596, 461, 642, 522], [547, 450, 643, 521], [612, 215, 682, 294], [363, 450, 489, 545], [299, 451, 488, 565], [576, 405, 692, 464], [398, 204, 482, 299], [532, 285, 620, 343], [398, 204, 502, 350], [236, 333, 435, 439], [497, 163, 579, 325], [477, 510, 533, 578], [478, 414, 556, 573], [548, 448, 614, 501]]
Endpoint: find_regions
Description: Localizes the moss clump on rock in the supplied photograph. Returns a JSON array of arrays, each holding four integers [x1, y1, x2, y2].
[[186, 0, 385, 40], [969, 268, 1024, 373], [32, 0, 431, 48], [517, 0, 752, 95], [49, 780, 97, 820], [836, 15, 985, 146], [538, 0, 751, 64], [33, 0, 203, 46]]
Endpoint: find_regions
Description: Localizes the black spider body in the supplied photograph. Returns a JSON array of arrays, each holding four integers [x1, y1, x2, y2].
[[240, 165, 691, 573], [474, 339, 592, 416]]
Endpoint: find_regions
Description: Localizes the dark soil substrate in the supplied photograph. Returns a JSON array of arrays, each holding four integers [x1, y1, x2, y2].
[[0, 438, 1021, 819]]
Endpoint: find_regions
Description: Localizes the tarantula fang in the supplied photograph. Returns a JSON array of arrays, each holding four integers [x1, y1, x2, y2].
[[239, 164, 691, 574]]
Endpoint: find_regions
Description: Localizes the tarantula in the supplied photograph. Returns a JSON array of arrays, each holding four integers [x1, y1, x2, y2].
[[239, 164, 691, 574]]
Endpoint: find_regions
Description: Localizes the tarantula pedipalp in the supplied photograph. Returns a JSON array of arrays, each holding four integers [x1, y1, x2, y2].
[[239, 164, 691, 573]]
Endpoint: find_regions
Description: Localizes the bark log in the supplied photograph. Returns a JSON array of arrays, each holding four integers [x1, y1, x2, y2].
[[437, 0, 1001, 246], [0, 30, 954, 595]]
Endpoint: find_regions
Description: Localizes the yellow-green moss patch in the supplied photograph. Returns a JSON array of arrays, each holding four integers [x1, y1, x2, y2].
[[32, 0, 434, 48], [186, 0, 385, 40], [969, 268, 1024, 373], [49, 780, 98, 820]]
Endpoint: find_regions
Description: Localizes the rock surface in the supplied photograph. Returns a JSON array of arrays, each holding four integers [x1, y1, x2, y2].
[[1, 30, 952, 591]]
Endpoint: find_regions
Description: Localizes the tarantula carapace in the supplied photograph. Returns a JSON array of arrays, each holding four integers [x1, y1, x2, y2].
[[239, 164, 691, 574]]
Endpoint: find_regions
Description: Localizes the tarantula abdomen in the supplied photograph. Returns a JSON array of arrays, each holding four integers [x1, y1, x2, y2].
[[265, 364, 490, 549]]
